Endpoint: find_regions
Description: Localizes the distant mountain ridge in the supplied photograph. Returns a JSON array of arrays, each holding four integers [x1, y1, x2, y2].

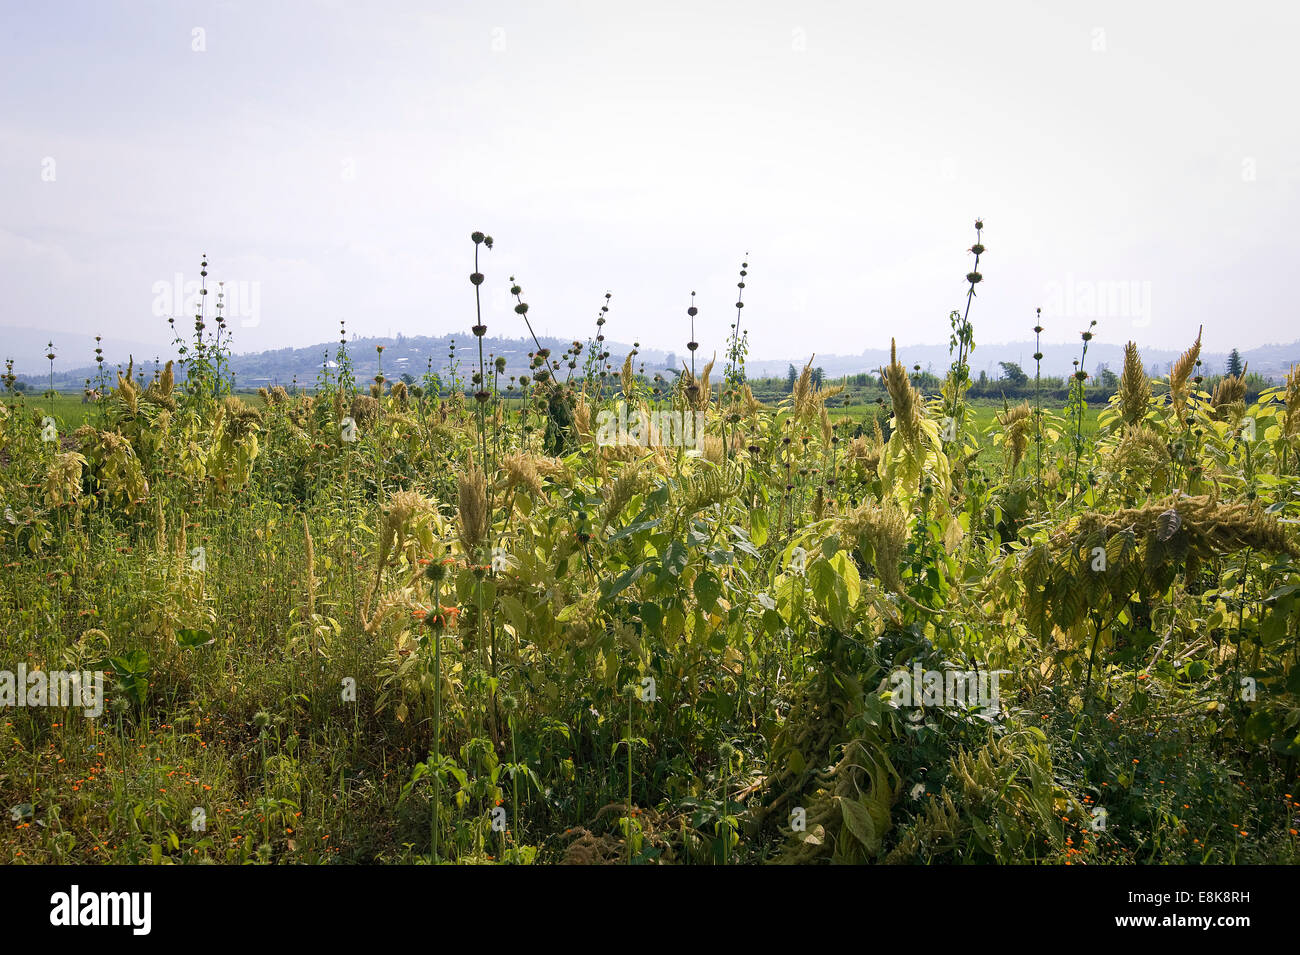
[[6, 325, 1298, 390], [744, 340, 1300, 382]]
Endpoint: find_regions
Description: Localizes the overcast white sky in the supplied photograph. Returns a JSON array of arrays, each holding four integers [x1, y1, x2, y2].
[[2, 0, 1296, 368]]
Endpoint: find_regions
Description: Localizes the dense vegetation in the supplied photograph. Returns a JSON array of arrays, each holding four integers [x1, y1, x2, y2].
[[3, 226, 1298, 865]]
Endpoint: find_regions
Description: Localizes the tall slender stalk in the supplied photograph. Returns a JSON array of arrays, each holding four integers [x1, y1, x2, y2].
[[470, 233, 493, 477], [1068, 320, 1098, 506], [1032, 310, 1044, 513], [945, 220, 985, 441]]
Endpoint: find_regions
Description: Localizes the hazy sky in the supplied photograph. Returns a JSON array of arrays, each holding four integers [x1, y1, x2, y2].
[[2, 0, 1296, 370]]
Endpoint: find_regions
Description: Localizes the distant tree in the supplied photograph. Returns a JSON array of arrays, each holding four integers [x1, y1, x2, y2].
[[978, 369, 988, 386], [664, 351, 678, 371], [786, 364, 798, 392], [812, 367, 825, 388], [1093, 362, 1117, 389], [401, 373, 416, 386], [1227, 348, 1244, 378], [998, 361, 1029, 386]]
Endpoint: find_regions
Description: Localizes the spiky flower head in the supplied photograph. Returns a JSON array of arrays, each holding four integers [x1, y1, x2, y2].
[[1118, 341, 1151, 426], [881, 339, 921, 448]]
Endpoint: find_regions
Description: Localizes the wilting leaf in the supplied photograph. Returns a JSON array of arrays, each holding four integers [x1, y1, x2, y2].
[[838, 795, 880, 854]]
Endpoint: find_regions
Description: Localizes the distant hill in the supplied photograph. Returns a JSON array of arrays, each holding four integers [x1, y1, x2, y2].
[[5, 329, 684, 391], [6, 324, 1298, 391], [745, 340, 1300, 383], [220, 332, 684, 390], [2, 326, 165, 380]]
